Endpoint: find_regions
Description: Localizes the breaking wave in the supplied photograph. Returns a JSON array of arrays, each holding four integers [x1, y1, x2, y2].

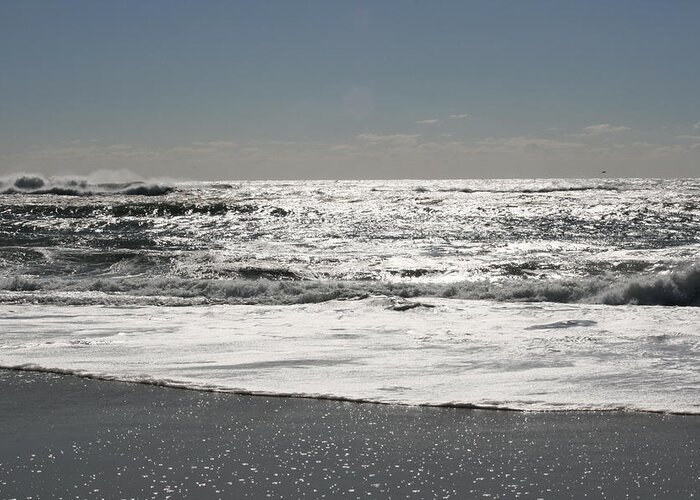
[[597, 266, 700, 306], [0, 173, 173, 196], [2, 266, 699, 307]]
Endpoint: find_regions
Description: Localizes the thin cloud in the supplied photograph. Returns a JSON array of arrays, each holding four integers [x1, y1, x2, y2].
[[694, 122, 700, 129], [674, 136, 700, 150], [326, 144, 358, 152], [651, 144, 690, 156], [579, 123, 631, 137], [356, 133, 421, 146], [475, 136, 585, 153], [448, 114, 469, 119], [191, 141, 237, 148], [415, 119, 440, 125]]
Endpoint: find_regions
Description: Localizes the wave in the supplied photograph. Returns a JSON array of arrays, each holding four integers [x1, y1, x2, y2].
[[0, 173, 173, 196], [2, 265, 699, 307], [597, 266, 700, 306], [433, 184, 620, 195], [456, 266, 700, 306]]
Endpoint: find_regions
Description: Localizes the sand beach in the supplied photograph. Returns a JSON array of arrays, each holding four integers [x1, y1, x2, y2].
[[1, 369, 698, 499]]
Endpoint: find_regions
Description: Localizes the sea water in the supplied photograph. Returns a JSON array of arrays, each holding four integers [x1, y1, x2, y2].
[[1, 175, 698, 413]]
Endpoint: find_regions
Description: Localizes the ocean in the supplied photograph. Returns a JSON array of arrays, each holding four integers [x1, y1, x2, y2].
[[1, 174, 698, 413]]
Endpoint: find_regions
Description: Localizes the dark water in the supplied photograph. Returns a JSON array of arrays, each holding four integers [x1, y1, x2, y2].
[[1, 175, 699, 306]]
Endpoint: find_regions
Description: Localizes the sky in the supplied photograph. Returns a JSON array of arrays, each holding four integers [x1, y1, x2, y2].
[[1, 0, 699, 180]]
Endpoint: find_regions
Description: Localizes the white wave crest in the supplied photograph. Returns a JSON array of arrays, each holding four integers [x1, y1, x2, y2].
[[2, 265, 700, 307], [0, 173, 173, 196]]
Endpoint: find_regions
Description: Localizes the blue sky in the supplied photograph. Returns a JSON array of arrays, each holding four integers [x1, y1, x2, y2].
[[1, 1, 699, 179]]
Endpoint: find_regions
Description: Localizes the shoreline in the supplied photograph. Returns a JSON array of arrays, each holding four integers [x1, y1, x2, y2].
[[3, 365, 699, 417], [1, 369, 698, 498]]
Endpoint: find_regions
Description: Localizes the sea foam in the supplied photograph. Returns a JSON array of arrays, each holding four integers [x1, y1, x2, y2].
[[1, 298, 698, 414]]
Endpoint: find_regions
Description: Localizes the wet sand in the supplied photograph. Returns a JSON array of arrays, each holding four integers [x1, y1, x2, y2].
[[0, 369, 698, 499]]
